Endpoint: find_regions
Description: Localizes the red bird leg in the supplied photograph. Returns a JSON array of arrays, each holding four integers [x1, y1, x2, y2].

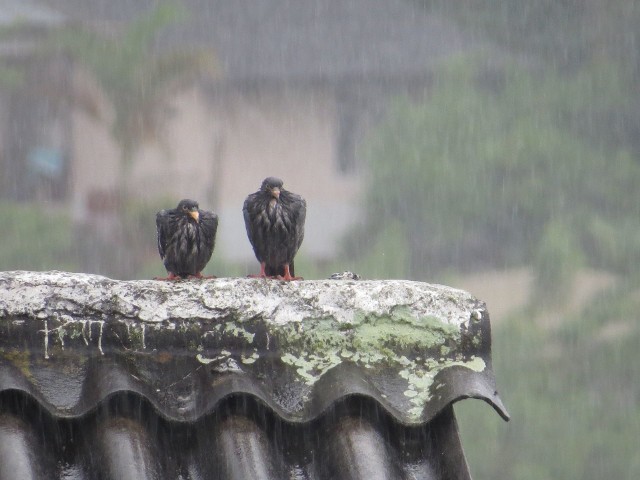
[[247, 262, 269, 278], [188, 272, 216, 280], [154, 272, 182, 281], [278, 264, 302, 281]]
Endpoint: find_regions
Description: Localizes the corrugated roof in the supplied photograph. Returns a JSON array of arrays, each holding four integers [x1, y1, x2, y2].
[[0, 271, 508, 479], [0, 391, 474, 479]]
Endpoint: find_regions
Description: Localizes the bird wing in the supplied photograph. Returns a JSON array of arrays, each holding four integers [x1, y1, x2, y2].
[[242, 195, 259, 251], [155, 209, 172, 260], [292, 195, 307, 251], [199, 210, 219, 252]]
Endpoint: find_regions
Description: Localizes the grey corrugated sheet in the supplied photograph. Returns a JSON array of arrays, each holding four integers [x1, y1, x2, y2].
[[0, 391, 474, 479], [0, 271, 508, 479]]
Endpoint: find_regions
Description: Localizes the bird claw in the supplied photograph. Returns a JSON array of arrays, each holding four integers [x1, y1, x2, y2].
[[247, 263, 301, 280], [188, 273, 216, 280], [276, 275, 303, 281], [154, 273, 182, 281], [277, 264, 302, 281], [247, 262, 273, 279]]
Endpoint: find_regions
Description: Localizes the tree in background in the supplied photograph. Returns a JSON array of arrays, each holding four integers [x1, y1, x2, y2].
[[419, 0, 640, 156], [348, 57, 640, 303], [375, 5, 640, 480], [353, 0, 640, 298], [36, 2, 217, 278], [47, 1, 216, 195]]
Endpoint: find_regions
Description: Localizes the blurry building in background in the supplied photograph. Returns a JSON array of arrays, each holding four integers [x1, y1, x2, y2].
[[0, 0, 69, 203], [1, 0, 476, 263]]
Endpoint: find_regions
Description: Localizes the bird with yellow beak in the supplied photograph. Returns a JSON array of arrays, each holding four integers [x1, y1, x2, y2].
[[155, 199, 218, 279]]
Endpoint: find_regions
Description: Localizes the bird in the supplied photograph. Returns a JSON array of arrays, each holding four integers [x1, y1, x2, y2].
[[243, 177, 306, 281], [155, 199, 218, 280]]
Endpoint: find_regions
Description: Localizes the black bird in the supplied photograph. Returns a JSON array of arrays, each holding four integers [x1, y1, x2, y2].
[[243, 177, 306, 280], [155, 199, 218, 279]]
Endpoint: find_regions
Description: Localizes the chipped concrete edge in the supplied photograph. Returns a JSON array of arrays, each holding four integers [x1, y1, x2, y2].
[[0, 270, 490, 421]]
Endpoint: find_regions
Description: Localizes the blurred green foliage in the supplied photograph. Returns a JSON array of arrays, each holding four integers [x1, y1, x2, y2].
[[456, 282, 640, 480], [533, 220, 585, 307], [359, 3, 640, 479], [2, 2, 219, 280], [46, 2, 216, 179], [349, 58, 640, 294], [0, 203, 79, 272], [420, 0, 640, 72]]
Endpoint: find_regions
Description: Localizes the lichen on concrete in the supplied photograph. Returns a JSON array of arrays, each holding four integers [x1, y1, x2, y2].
[[270, 307, 486, 419], [401, 355, 487, 418], [0, 271, 498, 423]]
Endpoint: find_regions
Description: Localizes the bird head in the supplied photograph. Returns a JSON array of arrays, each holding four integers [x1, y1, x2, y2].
[[177, 199, 200, 222], [261, 177, 283, 200]]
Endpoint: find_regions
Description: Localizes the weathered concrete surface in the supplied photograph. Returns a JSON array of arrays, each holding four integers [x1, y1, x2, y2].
[[0, 271, 508, 424]]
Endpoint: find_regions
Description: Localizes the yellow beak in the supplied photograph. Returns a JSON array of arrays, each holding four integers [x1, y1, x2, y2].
[[189, 210, 199, 222]]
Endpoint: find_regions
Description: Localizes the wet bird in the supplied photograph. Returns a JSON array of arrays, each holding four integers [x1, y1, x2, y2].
[[243, 177, 306, 280], [155, 199, 218, 279]]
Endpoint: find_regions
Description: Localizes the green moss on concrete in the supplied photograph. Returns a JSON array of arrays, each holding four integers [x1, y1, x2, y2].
[[271, 308, 483, 420], [223, 323, 256, 343], [401, 355, 487, 418], [128, 324, 146, 349], [2, 349, 33, 380], [1, 273, 490, 423]]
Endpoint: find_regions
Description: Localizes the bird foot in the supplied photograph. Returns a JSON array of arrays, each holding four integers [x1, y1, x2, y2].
[[247, 262, 274, 279], [276, 274, 303, 281], [247, 273, 275, 279], [154, 273, 182, 281], [276, 264, 302, 281], [188, 272, 216, 280]]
